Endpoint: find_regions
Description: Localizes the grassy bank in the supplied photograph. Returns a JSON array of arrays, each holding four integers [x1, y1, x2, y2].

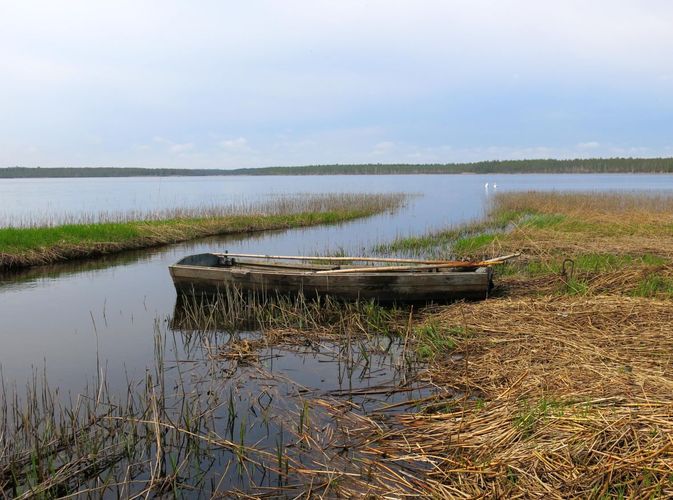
[[0, 193, 404, 270]]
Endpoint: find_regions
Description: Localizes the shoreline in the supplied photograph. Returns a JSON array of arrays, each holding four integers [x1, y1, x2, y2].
[[356, 190, 673, 496], [0, 193, 406, 271], [0, 211, 375, 271]]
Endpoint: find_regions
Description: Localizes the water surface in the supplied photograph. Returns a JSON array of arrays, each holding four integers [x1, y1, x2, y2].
[[2, 173, 673, 391]]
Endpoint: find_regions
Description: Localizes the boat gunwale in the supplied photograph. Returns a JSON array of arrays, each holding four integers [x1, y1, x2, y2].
[[169, 262, 487, 277]]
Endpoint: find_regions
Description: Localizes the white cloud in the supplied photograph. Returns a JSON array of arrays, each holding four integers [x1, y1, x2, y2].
[[371, 141, 395, 156], [219, 137, 249, 151], [169, 142, 194, 154], [577, 141, 600, 149]]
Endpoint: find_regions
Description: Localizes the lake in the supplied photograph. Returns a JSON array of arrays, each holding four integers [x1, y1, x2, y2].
[[1, 173, 673, 494], [1, 173, 673, 392]]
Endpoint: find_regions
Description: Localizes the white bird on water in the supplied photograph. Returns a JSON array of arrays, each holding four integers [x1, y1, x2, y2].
[[493, 183, 498, 190], [484, 182, 489, 189]]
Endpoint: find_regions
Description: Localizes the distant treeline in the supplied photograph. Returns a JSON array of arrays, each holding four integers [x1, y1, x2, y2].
[[3, 158, 673, 178]]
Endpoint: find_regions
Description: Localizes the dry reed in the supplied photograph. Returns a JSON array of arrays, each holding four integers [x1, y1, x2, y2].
[[292, 191, 673, 497], [484, 191, 673, 259]]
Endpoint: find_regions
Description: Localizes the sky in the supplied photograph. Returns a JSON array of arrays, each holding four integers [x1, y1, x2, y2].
[[1, 0, 673, 168]]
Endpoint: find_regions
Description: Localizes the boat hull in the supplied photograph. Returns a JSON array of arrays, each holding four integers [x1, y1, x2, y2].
[[169, 253, 493, 303]]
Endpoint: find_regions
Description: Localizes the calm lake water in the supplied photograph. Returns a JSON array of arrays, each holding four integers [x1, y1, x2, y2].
[[2, 173, 673, 494], [1, 173, 673, 391]]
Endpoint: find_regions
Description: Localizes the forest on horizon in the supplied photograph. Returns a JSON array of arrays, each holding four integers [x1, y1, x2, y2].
[[3, 158, 673, 178]]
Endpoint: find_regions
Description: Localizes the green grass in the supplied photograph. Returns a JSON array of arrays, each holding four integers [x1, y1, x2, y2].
[[414, 322, 465, 360], [373, 220, 508, 258], [0, 193, 406, 269], [0, 223, 141, 251], [509, 210, 623, 235], [564, 277, 589, 296], [452, 234, 497, 254], [501, 253, 668, 279], [373, 208, 571, 259], [631, 274, 673, 298], [514, 397, 567, 437]]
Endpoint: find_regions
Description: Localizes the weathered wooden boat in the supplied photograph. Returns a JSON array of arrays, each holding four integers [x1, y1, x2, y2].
[[169, 252, 518, 303]]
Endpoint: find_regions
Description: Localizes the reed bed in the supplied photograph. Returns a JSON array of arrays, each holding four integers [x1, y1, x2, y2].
[[315, 295, 673, 497], [6, 190, 673, 496], [0, 193, 405, 270], [2, 193, 406, 228], [1, 291, 425, 498], [485, 191, 673, 259], [172, 289, 407, 345], [374, 191, 673, 263], [289, 190, 673, 497]]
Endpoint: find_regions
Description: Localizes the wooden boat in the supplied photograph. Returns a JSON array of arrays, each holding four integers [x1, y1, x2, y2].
[[169, 252, 517, 303]]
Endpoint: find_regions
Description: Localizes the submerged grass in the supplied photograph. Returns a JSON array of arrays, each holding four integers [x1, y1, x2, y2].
[[0, 292, 426, 498], [172, 288, 407, 341], [0, 193, 405, 270], [373, 219, 504, 259]]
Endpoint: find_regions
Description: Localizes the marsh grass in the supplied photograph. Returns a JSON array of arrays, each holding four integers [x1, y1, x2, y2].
[[413, 322, 463, 360], [373, 220, 504, 259], [171, 288, 406, 341], [631, 273, 673, 298], [0, 306, 427, 498], [0, 193, 406, 269], [381, 191, 673, 267], [156, 191, 673, 496], [491, 191, 673, 257], [3, 193, 406, 228], [7, 190, 673, 497], [298, 190, 673, 497], [318, 294, 673, 497]]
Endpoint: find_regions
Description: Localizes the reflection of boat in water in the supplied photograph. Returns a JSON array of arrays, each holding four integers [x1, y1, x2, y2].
[[169, 252, 518, 304]]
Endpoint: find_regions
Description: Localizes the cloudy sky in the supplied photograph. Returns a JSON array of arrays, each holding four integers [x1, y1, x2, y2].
[[2, 0, 672, 168]]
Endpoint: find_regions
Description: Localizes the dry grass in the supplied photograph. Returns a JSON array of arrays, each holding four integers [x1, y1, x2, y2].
[[331, 295, 673, 498], [6, 190, 673, 497], [484, 191, 673, 259], [297, 191, 673, 498]]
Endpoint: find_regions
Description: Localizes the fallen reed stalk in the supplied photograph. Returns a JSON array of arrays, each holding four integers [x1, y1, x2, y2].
[[325, 295, 673, 497]]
